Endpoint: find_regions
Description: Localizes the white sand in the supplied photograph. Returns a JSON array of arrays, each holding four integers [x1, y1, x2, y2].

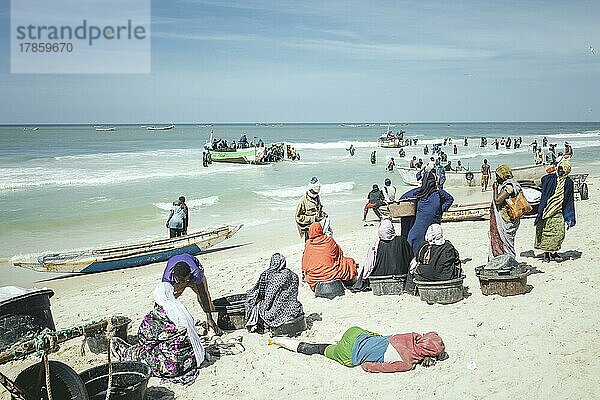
[[1, 178, 599, 400]]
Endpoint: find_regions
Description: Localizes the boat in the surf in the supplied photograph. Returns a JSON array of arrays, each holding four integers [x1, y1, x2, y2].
[[95, 126, 116, 132], [22, 127, 39, 131], [13, 224, 242, 274], [146, 124, 175, 131], [377, 122, 405, 148], [210, 147, 266, 164], [397, 164, 547, 187]]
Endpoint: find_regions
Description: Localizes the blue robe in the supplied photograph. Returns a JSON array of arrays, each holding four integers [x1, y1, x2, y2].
[[400, 188, 454, 255], [534, 174, 575, 227]]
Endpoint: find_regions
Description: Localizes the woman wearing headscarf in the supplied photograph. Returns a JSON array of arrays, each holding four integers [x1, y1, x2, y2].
[[112, 282, 205, 385], [411, 224, 461, 282], [534, 160, 575, 262], [269, 326, 447, 373], [245, 253, 304, 333], [489, 165, 524, 260], [302, 222, 357, 290], [399, 170, 454, 255], [353, 219, 412, 291], [295, 176, 328, 241]]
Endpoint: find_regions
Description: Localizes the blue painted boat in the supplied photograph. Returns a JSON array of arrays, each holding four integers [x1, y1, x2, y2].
[[14, 225, 242, 274]]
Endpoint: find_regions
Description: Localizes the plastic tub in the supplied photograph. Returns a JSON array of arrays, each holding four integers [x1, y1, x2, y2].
[[369, 275, 406, 296], [214, 295, 246, 331], [0, 288, 55, 351], [413, 276, 465, 305], [314, 281, 345, 300], [87, 316, 132, 354], [80, 361, 150, 400], [271, 315, 307, 337], [475, 267, 530, 296]]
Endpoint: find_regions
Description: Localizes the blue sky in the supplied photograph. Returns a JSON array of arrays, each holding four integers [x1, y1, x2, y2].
[[0, 0, 599, 123]]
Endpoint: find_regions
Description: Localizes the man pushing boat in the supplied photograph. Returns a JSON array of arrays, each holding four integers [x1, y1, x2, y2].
[[162, 253, 223, 335]]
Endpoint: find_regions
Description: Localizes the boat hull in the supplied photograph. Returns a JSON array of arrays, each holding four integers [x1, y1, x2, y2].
[[14, 225, 242, 274], [210, 148, 263, 164], [398, 164, 547, 187]]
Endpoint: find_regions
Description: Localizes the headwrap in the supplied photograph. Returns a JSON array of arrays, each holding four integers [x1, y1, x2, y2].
[[542, 159, 571, 219], [425, 224, 445, 246], [495, 165, 513, 181], [384, 178, 391, 186], [360, 219, 395, 280], [415, 170, 438, 200], [307, 176, 321, 197], [414, 332, 445, 358], [153, 282, 205, 367]]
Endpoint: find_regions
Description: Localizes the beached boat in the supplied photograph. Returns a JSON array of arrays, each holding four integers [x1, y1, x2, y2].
[[397, 164, 547, 187], [442, 202, 490, 222], [14, 224, 242, 274], [95, 126, 115, 132], [210, 147, 265, 164], [146, 124, 175, 131]]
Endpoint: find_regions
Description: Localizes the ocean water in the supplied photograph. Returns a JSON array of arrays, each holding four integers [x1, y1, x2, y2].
[[1, 122, 599, 285]]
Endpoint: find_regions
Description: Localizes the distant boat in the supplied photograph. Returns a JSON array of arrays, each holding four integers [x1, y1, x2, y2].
[[14, 225, 242, 274], [198, 124, 213, 128], [95, 126, 115, 132], [147, 124, 175, 131], [23, 127, 39, 131]]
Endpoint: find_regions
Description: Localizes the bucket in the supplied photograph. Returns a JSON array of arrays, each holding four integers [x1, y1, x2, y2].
[[413, 276, 465, 305], [80, 361, 150, 400], [87, 316, 131, 354], [0, 288, 55, 352], [214, 294, 246, 331], [271, 315, 307, 337], [388, 199, 417, 218], [369, 275, 406, 296], [314, 281, 345, 300], [475, 267, 530, 296]]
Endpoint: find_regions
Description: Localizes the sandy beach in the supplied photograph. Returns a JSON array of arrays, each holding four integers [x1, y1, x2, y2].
[[1, 177, 598, 400]]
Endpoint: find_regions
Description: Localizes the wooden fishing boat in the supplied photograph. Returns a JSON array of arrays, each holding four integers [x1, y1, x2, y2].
[[398, 164, 547, 187], [146, 124, 175, 131], [95, 126, 115, 131], [14, 224, 242, 274], [442, 202, 490, 222], [210, 147, 265, 164]]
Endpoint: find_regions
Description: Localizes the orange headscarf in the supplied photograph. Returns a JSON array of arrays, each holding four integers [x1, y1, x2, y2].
[[302, 222, 357, 290]]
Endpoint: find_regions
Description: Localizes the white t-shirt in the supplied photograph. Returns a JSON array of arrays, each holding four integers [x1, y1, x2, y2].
[[383, 185, 397, 203], [168, 205, 185, 229]]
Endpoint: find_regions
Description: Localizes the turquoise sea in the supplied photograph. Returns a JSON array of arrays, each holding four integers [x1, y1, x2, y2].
[[1, 122, 599, 285]]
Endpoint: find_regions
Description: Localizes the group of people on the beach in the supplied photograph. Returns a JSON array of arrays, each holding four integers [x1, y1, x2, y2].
[[140, 135, 577, 384]]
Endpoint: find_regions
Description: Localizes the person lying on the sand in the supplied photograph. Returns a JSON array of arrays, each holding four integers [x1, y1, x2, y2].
[[269, 326, 447, 373], [111, 282, 205, 385], [301, 222, 357, 291], [162, 253, 222, 335], [245, 253, 304, 333]]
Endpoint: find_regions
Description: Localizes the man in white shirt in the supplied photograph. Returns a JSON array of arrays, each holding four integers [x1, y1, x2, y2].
[[382, 178, 397, 204]]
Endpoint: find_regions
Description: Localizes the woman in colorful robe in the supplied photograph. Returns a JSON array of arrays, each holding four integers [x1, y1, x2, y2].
[[534, 160, 575, 262], [489, 165, 523, 260], [302, 222, 357, 290], [112, 282, 205, 385]]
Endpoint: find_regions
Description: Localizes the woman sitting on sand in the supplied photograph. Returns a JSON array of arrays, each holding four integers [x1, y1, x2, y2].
[[270, 326, 447, 373], [489, 165, 523, 260], [534, 159, 575, 262], [410, 224, 461, 283], [245, 253, 305, 333], [111, 282, 205, 385], [302, 222, 357, 291], [352, 219, 412, 291], [399, 169, 454, 255]]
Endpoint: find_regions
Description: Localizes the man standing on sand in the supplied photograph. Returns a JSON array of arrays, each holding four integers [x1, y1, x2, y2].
[[481, 159, 491, 191], [166, 196, 189, 238], [162, 253, 222, 335], [295, 177, 327, 241]]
